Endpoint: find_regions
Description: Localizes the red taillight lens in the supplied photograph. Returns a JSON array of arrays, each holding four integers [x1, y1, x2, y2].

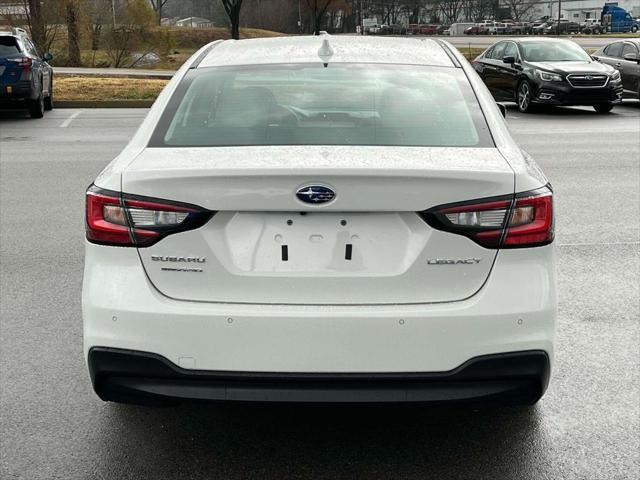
[[502, 189, 554, 247], [85, 185, 214, 247], [86, 190, 132, 245], [10, 57, 32, 71], [420, 185, 554, 249]]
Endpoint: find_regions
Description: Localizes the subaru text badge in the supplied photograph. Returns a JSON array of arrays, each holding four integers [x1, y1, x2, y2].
[[296, 185, 336, 204]]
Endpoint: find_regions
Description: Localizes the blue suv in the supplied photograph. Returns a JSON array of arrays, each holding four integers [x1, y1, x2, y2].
[[0, 28, 53, 118]]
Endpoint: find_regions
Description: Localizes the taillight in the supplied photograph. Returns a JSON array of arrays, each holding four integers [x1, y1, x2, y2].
[[85, 185, 214, 247], [9, 57, 32, 71], [420, 185, 554, 249]]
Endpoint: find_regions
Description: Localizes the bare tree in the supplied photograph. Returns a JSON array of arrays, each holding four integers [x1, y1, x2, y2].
[[437, 0, 464, 24], [502, 0, 537, 21], [149, 0, 172, 25], [65, 0, 81, 66], [220, 0, 243, 39], [305, 0, 335, 34], [463, 0, 493, 21], [403, 0, 427, 24], [19, 0, 60, 53]]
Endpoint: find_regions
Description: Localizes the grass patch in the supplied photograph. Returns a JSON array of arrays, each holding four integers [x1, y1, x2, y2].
[[54, 76, 169, 101]]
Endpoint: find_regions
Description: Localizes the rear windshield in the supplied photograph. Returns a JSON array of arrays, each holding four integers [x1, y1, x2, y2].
[[150, 63, 493, 148], [0, 36, 21, 57], [520, 41, 591, 62]]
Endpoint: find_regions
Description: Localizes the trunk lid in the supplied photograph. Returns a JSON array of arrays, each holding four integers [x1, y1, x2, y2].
[[123, 146, 514, 305]]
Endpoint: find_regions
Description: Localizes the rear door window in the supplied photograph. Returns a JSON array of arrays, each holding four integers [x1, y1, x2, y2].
[[621, 43, 638, 59]]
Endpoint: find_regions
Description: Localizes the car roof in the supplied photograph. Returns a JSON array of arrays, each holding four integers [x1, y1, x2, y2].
[[197, 35, 455, 68]]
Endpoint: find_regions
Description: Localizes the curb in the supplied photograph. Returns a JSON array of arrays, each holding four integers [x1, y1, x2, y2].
[[55, 72, 173, 80], [55, 100, 155, 108]]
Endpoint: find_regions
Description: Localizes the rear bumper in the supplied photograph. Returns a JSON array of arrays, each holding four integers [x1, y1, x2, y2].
[[0, 80, 34, 101], [83, 243, 556, 374], [89, 347, 551, 405]]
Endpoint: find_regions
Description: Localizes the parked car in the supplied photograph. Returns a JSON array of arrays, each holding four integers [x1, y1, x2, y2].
[[0, 27, 53, 118], [487, 22, 508, 35], [418, 24, 439, 35], [475, 20, 507, 35], [464, 25, 488, 35], [378, 24, 406, 35], [593, 39, 640, 99], [436, 24, 450, 35], [365, 24, 381, 34], [472, 38, 623, 113], [84, 36, 556, 407], [531, 21, 551, 34], [506, 22, 530, 34], [408, 24, 438, 35], [543, 20, 580, 35], [527, 20, 549, 34], [580, 18, 602, 34]]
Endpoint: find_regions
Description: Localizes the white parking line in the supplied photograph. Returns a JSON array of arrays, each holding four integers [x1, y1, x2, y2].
[[59, 111, 82, 128]]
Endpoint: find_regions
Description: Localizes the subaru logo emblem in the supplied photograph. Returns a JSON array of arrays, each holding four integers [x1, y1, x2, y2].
[[296, 185, 336, 204], [585, 75, 593, 81]]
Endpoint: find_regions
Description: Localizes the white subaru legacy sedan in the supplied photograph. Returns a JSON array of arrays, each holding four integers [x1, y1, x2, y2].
[[83, 36, 556, 406]]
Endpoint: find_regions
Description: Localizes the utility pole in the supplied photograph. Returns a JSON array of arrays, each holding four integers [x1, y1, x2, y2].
[[360, 0, 364, 35], [111, 0, 116, 28], [557, 0, 562, 37]]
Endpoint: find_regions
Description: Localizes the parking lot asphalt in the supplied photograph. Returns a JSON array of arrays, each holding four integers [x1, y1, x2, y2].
[[1, 103, 639, 480]]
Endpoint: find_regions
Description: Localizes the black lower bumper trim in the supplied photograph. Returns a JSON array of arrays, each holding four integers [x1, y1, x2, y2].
[[88, 347, 551, 406]]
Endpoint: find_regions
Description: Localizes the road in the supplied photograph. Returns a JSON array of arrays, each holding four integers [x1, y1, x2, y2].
[[1, 104, 639, 479]]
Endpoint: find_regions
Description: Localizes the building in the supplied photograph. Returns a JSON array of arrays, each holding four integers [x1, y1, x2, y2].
[[175, 17, 214, 28], [0, 2, 28, 23], [528, 1, 640, 23]]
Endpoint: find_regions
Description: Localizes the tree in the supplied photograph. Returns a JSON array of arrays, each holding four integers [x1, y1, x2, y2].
[[437, 0, 464, 23], [19, 0, 61, 53], [502, 0, 537, 21], [64, 0, 81, 66], [305, 0, 335, 34], [403, 0, 427, 24], [149, 0, 172, 25], [220, 0, 243, 39], [23, 0, 45, 47], [104, 0, 155, 67], [240, 0, 300, 33]]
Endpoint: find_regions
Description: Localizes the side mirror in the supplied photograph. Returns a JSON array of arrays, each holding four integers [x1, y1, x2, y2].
[[43, 52, 53, 61], [503, 56, 515, 64], [623, 52, 640, 63], [497, 103, 506, 118]]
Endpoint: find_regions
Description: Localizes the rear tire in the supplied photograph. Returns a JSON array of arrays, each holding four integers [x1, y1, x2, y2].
[[517, 80, 535, 113], [593, 103, 613, 114], [28, 93, 45, 119], [44, 78, 53, 111]]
